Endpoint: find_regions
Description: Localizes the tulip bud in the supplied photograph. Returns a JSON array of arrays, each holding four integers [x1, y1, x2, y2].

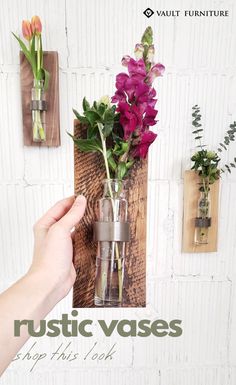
[[31, 15, 42, 35], [141, 26, 153, 45], [22, 20, 32, 41], [121, 55, 131, 67], [147, 45, 155, 63], [134, 44, 144, 60]]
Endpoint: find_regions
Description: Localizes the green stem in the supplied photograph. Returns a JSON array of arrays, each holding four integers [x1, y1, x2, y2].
[[37, 35, 41, 73], [97, 123, 123, 303]]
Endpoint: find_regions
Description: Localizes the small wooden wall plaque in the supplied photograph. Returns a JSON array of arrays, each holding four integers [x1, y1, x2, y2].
[[20, 51, 60, 147], [182, 170, 219, 253], [73, 121, 147, 307]]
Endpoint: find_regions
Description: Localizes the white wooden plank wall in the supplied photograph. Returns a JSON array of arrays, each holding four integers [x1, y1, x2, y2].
[[0, 0, 236, 384]]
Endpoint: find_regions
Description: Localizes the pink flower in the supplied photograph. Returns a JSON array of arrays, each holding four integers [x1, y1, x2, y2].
[[147, 45, 155, 63], [132, 130, 157, 159], [31, 16, 42, 35], [146, 63, 165, 84], [128, 58, 146, 78], [143, 106, 158, 127], [22, 20, 32, 41], [134, 44, 144, 60], [122, 55, 131, 67], [117, 102, 143, 139]]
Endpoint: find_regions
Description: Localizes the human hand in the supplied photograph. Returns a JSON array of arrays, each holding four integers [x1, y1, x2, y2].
[[28, 195, 86, 303]]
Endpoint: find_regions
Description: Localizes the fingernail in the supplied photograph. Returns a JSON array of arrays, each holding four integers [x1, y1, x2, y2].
[[75, 194, 86, 204]]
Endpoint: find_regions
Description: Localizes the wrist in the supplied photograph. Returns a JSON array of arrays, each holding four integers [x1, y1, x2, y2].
[[24, 270, 61, 309], [25, 267, 73, 306]]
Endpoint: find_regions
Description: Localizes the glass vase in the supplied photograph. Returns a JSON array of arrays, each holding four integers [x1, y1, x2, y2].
[[194, 187, 211, 245], [31, 79, 47, 142], [93, 179, 130, 307]]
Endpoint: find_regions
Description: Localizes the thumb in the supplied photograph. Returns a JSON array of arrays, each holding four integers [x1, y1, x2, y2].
[[56, 195, 86, 231]]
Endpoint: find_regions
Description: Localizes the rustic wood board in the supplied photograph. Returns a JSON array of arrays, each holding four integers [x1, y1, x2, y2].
[[73, 121, 147, 307], [20, 51, 60, 147], [182, 170, 219, 253]]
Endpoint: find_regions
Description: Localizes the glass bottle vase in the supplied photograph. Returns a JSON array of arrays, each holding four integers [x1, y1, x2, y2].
[[31, 79, 47, 142], [194, 187, 211, 245], [94, 179, 130, 307]]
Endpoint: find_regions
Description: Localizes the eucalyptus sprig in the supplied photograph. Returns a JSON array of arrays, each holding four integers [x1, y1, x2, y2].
[[191, 105, 236, 187]]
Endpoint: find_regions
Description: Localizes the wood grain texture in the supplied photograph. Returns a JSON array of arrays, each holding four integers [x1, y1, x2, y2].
[[182, 170, 219, 253], [20, 51, 60, 147], [73, 120, 147, 307]]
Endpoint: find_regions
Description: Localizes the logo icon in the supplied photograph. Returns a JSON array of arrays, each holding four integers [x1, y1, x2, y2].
[[143, 8, 154, 18]]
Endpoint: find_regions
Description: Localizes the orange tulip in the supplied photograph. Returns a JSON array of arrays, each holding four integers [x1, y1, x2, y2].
[[22, 20, 32, 41], [31, 15, 42, 35]]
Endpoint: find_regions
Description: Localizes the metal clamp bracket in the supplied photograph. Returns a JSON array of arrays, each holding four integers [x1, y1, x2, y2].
[[195, 217, 212, 228], [30, 100, 48, 111], [93, 221, 130, 242]]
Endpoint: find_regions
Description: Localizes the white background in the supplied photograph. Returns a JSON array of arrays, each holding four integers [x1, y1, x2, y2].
[[1, 0, 236, 384]]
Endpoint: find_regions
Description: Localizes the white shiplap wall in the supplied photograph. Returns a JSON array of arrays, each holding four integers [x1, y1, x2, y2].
[[0, 0, 236, 384]]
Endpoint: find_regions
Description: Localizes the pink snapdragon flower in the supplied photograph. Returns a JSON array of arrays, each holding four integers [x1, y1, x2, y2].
[[132, 131, 157, 159], [146, 63, 165, 84], [112, 38, 164, 160], [134, 44, 144, 60], [146, 45, 155, 63], [121, 55, 131, 67], [117, 102, 143, 139]]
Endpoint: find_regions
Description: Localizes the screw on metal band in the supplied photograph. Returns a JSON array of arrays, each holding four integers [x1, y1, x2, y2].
[[195, 217, 212, 228], [93, 221, 130, 242], [30, 100, 48, 111]]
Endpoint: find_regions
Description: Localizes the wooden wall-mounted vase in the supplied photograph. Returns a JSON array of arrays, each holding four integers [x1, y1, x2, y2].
[[73, 121, 147, 307], [182, 170, 219, 253], [20, 51, 60, 147]]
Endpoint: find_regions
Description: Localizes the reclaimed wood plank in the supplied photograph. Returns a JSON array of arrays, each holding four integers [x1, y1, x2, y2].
[[73, 120, 147, 307], [20, 51, 60, 147], [182, 170, 219, 253]]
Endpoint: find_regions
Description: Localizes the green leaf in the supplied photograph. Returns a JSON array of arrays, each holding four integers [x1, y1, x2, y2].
[[107, 154, 117, 172], [126, 160, 134, 169], [82, 97, 90, 112], [93, 101, 98, 110], [42, 68, 50, 90], [192, 129, 203, 134], [220, 143, 227, 150], [30, 35, 36, 69], [12, 32, 36, 76], [68, 133, 102, 153], [113, 141, 129, 156], [97, 103, 106, 116], [72, 109, 89, 124], [85, 110, 101, 126], [103, 108, 115, 137], [87, 125, 97, 139], [117, 162, 127, 180]]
